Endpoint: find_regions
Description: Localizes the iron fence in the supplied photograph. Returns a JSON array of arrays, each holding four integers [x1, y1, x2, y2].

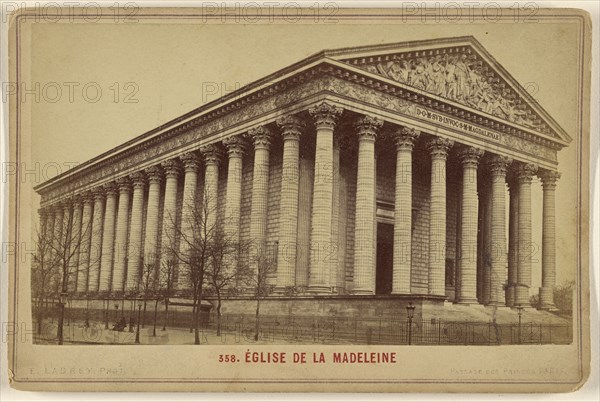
[[33, 305, 572, 345]]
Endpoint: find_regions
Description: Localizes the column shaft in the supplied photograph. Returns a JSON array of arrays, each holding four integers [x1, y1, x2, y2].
[[353, 115, 383, 294], [88, 191, 105, 292], [112, 178, 131, 293], [275, 116, 303, 289], [392, 127, 419, 294], [179, 152, 201, 290], [488, 156, 511, 306], [456, 147, 483, 303], [201, 145, 221, 237], [126, 172, 146, 292], [77, 196, 93, 293], [308, 102, 342, 292], [143, 167, 163, 273], [248, 127, 272, 269], [160, 159, 182, 281], [515, 163, 537, 306], [69, 200, 83, 292], [506, 180, 519, 306], [427, 137, 454, 296], [99, 184, 118, 293], [539, 170, 560, 309]]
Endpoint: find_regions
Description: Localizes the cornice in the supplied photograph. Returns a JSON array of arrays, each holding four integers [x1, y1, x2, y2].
[[36, 49, 568, 205]]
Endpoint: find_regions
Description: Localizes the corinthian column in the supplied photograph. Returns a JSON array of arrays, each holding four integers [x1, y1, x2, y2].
[[455, 146, 483, 304], [488, 155, 511, 306], [52, 203, 64, 257], [248, 127, 272, 267], [308, 102, 342, 292], [201, 144, 222, 234], [352, 115, 383, 295], [88, 189, 105, 293], [77, 193, 94, 293], [143, 166, 163, 273], [539, 169, 560, 310], [126, 172, 146, 292], [99, 183, 118, 293], [69, 197, 84, 292], [61, 202, 73, 290], [506, 177, 519, 307], [112, 177, 131, 294], [275, 115, 304, 289], [160, 159, 182, 279], [392, 127, 419, 294], [223, 137, 245, 263], [178, 151, 202, 290], [515, 163, 537, 306], [427, 137, 454, 296]]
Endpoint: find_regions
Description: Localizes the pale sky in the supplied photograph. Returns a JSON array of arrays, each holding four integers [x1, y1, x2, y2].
[[22, 18, 582, 288]]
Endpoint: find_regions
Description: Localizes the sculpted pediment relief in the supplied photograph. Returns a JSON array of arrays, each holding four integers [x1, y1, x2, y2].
[[342, 45, 556, 138]]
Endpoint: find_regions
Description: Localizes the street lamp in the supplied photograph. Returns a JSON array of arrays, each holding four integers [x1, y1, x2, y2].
[[128, 297, 135, 333], [57, 292, 69, 345], [114, 303, 120, 325], [406, 302, 416, 346], [135, 298, 143, 344], [84, 294, 90, 328], [516, 304, 524, 345]]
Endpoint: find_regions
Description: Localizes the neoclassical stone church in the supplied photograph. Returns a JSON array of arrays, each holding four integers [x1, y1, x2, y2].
[[34, 36, 570, 316]]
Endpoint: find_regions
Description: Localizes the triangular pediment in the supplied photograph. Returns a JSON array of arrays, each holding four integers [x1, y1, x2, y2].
[[323, 37, 570, 144]]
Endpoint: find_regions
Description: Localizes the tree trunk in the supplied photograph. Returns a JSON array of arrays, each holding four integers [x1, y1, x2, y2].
[[142, 300, 147, 328], [37, 309, 43, 335], [194, 289, 204, 345], [57, 302, 65, 345], [162, 298, 169, 331], [153, 300, 159, 337], [190, 295, 197, 333], [216, 298, 222, 337], [254, 297, 260, 342]]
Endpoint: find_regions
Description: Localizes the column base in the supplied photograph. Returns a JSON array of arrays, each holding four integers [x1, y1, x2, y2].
[[307, 285, 332, 294], [391, 289, 411, 295], [352, 289, 375, 296], [454, 298, 479, 306], [273, 286, 296, 295]]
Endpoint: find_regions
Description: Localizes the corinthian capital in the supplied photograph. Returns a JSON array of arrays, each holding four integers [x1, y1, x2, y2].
[[427, 137, 454, 159], [103, 182, 118, 197], [82, 190, 95, 205], [223, 136, 246, 158], [487, 155, 513, 177], [161, 159, 182, 178], [116, 177, 132, 193], [200, 143, 223, 165], [458, 146, 484, 167], [539, 169, 561, 189], [355, 115, 383, 142], [248, 126, 273, 150], [180, 151, 202, 172], [130, 171, 147, 189], [308, 102, 343, 130], [515, 162, 538, 183], [145, 166, 163, 185], [394, 126, 420, 150], [276, 115, 304, 141]]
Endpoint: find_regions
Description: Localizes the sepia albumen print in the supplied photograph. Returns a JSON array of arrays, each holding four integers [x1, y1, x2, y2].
[[6, 6, 591, 392]]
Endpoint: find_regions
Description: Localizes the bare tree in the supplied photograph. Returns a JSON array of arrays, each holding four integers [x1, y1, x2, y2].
[[167, 187, 217, 345], [159, 257, 176, 331], [35, 199, 94, 345], [138, 254, 158, 331], [206, 219, 250, 336], [245, 249, 277, 342], [31, 223, 59, 335]]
